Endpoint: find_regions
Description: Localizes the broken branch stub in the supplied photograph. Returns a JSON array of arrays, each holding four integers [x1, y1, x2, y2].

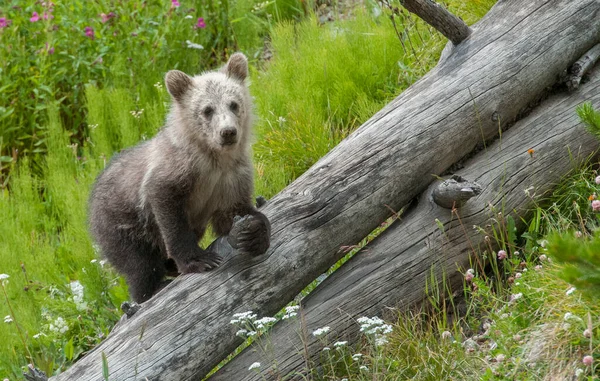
[[399, 0, 471, 45]]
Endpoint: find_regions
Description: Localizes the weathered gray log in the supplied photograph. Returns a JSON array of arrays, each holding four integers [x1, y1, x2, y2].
[[210, 65, 600, 381], [51, 1, 600, 379], [400, 0, 471, 45], [566, 44, 600, 92]]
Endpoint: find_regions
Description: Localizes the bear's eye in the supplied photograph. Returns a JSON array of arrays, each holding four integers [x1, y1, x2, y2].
[[229, 101, 239, 113], [202, 106, 215, 118]]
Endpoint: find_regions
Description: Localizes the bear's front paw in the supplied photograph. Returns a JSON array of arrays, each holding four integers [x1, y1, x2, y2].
[[228, 213, 271, 256], [179, 251, 223, 273]]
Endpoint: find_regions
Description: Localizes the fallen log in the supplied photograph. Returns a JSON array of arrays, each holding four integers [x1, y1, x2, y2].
[[210, 65, 600, 381], [51, 0, 600, 379]]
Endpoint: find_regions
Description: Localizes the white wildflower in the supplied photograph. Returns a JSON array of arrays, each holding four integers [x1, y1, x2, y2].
[[575, 368, 584, 377], [248, 362, 261, 370], [352, 353, 363, 360], [4, 315, 12, 324], [359, 365, 369, 371], [235, 329, 248, 337], [322, 347, 331, 351], [185, 15, 193, 19], [254, 317, 276, 326], [496, 353, 506, 362], [246, 331, 257, 337], [1, 273, 12, 280], [566, 287, 576, 295], [186, 40, 204, 50], [441, 331, 452, 339], [334, 341, 347, 348], [231, 311, 257, 324], [313, 326, 330, 337], [70, 280, 87, 311], [510, 293, 523, 302], [48, 316, 68, 334], [33, 333, 46, 339]]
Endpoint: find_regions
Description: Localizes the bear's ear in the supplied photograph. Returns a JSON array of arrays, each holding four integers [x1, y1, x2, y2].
[[222, 53, 248, 82], [165, 70, 193, 102]]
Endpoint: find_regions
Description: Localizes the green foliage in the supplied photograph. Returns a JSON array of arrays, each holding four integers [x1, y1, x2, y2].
[[547, 232, 600, 299], [0, 0, 302, 181], [577, 102, 600, 137]]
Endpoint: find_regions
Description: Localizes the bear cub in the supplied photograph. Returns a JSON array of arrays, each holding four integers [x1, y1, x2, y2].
[[89, 53, 270, 303]]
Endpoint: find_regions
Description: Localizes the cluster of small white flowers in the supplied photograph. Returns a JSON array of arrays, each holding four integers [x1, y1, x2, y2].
[[0, 273, 9, 286], [70, 280, 88, 311], [186, 40, 204, 50], [230, 311, 258, 324], [89, 123, 99, 130], [359, 365, 369, 371], [48, 316, 68, 334], [33, 332, 46, 339], [277, 116, 287, 124], [333, 341, 347, 348], [4, 315, 13, 324], [254, 316, 276, 329], [129, 109, 144, 118], [153, 82, 163, 90], [357, 316, 393, 346], [566, 287, 577, 296], [248, 362, 261, 370], [235, 329, 248, 337], [322, 346, 331, 351], [576, 368, 585, 377], [312, 326, 331, 337], [282, 305, 299, 320], [352, 353, 363, 360], [252, 1, 270, 12]]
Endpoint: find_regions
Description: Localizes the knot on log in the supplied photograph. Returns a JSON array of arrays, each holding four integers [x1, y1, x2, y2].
[[432, 175, 482, 209]]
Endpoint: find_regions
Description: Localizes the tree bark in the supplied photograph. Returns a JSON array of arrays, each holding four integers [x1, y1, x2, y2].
[[209, 65, 600, 381], [399, 0, 471, 45], [50, 1, 600, 380]]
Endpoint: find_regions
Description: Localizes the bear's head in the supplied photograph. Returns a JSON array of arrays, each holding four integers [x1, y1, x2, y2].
[[164, 53, 252, 154]]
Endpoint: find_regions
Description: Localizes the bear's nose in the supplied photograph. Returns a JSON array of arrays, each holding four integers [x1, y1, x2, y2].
[[220, 127, 238, 145], [220, 127, 237, 138]]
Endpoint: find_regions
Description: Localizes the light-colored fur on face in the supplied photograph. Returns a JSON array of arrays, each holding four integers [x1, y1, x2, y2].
[[164, 53, 252, 160]]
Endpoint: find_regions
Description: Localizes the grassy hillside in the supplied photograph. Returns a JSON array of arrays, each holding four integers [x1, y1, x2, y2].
[[4, 0, 598, 380]]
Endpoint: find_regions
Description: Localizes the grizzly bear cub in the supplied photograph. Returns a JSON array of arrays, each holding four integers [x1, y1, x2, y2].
[[88, 53, 270, 303]]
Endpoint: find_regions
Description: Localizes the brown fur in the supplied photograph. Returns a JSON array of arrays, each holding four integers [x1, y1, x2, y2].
[[88, 53, 270, 302]]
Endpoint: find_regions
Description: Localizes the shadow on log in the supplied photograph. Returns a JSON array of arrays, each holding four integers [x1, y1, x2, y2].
[[209, 65, 600, 381], [50, 0, 600, 379]]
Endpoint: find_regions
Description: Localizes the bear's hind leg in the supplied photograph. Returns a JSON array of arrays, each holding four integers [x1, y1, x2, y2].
[[125, 245, 166, 303]]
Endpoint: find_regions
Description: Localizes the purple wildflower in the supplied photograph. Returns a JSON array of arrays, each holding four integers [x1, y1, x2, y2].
[[84, 26, 94, 39], [0, 17, 11, 28], [172, 0, 180, 7], [592, 200, 600, 212], [30, 12, 40, 22], [45, 43, 54, 55], [194, 17, 206, 29], [497, 250, 507, 260]]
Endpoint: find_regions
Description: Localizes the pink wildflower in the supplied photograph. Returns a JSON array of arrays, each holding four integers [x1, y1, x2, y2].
[[194, 17, 206, 29], [497, 250, 507, 260], [515, 272, 522, 279], [172, 0, 180, 7], [0, 18, 11, 28], [43, 9, 54, 20], [582, 355, 593, 366], [595, 175, 600, 185], [592, 200, 600, 212], [100, 12, 116, 23], [30, 12, 40, 22], [465, 272, 474, 282], [84, 26, 94, 39]]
